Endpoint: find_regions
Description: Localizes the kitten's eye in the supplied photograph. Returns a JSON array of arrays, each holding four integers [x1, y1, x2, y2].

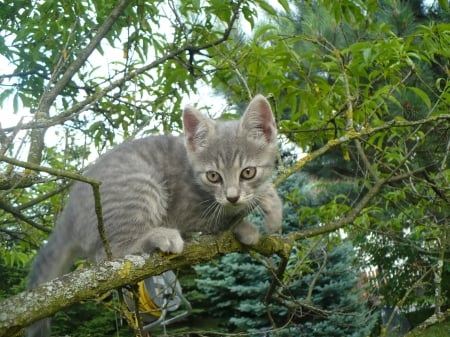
[[206, 170, 222, 183], [241, 167, 257, 180]]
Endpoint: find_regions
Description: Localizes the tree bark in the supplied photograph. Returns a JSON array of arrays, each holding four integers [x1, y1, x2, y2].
[[0, 231, 290, 337], [23, 0, 133, 168], [0, 158, 425, 336]]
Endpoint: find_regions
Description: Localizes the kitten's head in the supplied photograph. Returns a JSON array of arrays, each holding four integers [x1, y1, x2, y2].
[[183, 95, 278, 215]]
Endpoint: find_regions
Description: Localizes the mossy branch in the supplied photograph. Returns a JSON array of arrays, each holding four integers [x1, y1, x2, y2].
[[0, 231, 279, 337], [275, 113, 450, 186], [0, 163, 426, 336]]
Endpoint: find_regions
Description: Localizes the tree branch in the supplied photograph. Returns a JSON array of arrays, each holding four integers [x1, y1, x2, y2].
[[0, 154, 96, 186], [24, 0, 133, 168], [2, 0, 244, 134], [274, 114, 450, 186], [0, 172, 52, 190], [0, 231, 284, 337], [37, 0, 133, 114], [0, 199, 51, 234], [0, 163, 426, 335], [0, 153, 112, 257]]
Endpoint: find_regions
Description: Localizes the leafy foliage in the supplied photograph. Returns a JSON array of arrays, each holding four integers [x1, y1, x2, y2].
[[0, 0, 449, 335]]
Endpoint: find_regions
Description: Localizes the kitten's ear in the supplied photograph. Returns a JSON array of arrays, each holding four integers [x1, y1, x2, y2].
[[183, 105, 213, 151], [240, 94, 277, 143]]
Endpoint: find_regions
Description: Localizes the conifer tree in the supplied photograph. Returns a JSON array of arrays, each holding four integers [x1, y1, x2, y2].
[[191, 177, 376, 335], [209, 0, 449, 328], [287, 242, 378, 337]]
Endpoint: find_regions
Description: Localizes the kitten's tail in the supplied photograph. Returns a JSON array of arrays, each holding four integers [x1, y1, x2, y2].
[[26, 213, 78, 337]]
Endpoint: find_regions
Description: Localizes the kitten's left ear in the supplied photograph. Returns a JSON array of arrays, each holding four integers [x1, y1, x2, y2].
[[183, 105, 213, 151], [240, 94, 277, 143]]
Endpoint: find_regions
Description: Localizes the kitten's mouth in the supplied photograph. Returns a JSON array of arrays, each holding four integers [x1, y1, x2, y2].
[[224, 201, 246, 210]]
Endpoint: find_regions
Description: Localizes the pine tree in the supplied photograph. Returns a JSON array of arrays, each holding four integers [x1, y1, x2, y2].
[[209, 0, 449, 326], [191, 174, 377, 335], [289, 242, 378, 337], [194, 252, 287, 332]]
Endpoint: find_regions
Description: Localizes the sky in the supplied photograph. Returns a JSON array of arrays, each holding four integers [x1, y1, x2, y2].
[[0, 1, 294, 162], [0, 0, 277, 157], [0, 0, 290, 128]]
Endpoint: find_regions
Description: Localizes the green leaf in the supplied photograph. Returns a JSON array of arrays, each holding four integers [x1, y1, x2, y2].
[[0, 88, 14, 108], [438, 0, 449, 10], [253, 23, 277, 40], [408, 86, 431, 109], [13, 92, 19, 114], [362, 47, 372, 64], [254, 0, 277, 15], [277, 0, 290, 13]]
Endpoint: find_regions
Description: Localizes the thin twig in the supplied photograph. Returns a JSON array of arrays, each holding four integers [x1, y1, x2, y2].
[[354, 138, 379, 182], [306, 247, 327, 303], [0, 199, 51, 233], [0, 154, 112, 259], [2, 0, 245, 134], [274, 114, 450, 186], [382, 268, 433, 337]]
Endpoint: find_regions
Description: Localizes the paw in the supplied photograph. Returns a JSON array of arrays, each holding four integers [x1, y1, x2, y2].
[[155, 228, 184, 254], [261, 188, 283, 233], [233, 220, 260, 245], [264, 207, 282, 234], [141, 227, 184, 254]]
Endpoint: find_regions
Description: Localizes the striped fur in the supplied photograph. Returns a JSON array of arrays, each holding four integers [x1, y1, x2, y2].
[[26, 95, 282, 337]]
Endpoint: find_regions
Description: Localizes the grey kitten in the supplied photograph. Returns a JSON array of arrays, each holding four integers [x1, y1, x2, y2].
[[26, 94, 282, 337]]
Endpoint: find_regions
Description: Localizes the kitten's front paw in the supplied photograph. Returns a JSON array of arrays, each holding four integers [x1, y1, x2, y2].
[[142, 227, 184, 254], [264, 206, 282, 234], [258, 185, 283, 234], [157, 231, 184, 254], [233, 220, 260, 245]]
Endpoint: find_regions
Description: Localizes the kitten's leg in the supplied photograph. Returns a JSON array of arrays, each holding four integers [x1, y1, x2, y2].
[[98, 171, 185, 255], [233, 219, 260, 245], [132, 227, 184, 254], [233, 186, 282, 245], [260, 185, 283, 234]]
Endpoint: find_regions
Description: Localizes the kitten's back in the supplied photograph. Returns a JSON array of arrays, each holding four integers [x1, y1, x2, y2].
[[26, 95, 282, 337], [64, 136, 194, 257]]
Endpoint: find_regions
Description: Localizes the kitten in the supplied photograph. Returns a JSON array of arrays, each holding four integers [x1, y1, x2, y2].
[[26, 94, 282, 337]]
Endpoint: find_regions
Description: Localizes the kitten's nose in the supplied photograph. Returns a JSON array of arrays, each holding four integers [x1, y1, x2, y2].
[[226, 195, 239, 204], [226, 187, 240, 204]]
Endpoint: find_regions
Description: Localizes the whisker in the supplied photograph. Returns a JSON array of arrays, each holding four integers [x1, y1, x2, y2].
[[201, 199, 218, 218], [208, 202, 222, 231], [199, 198, 225, 231], [247, 194, 264, 217], [199, 198, 214, 206]]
